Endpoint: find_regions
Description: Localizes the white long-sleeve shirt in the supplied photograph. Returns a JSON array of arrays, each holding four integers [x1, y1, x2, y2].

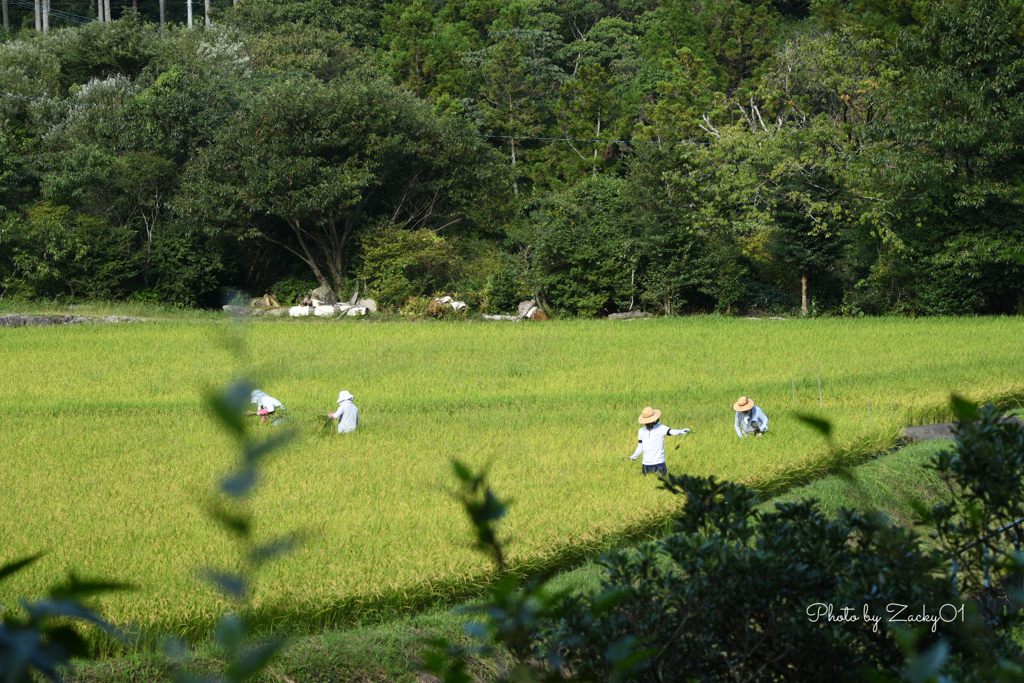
[[735, 406, 768, 438], [330, 400, 359, 434], [251, 390, 284, 413], [631, 423, 688, 465]]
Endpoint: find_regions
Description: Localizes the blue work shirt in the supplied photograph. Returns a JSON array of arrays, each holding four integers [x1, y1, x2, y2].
[[735, 406, 768, 438]]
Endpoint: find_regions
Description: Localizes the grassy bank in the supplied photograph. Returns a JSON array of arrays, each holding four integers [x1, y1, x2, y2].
[[2, 316, 1022, 647]]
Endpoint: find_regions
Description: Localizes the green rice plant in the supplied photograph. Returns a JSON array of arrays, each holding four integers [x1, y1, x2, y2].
[[1, 316, 1022, 649], [308, 414, 336, 438]]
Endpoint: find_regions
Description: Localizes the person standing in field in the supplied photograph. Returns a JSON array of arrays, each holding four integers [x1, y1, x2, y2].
[[329, 390, 359, 434], [629, 407, 690, 475], [734, 396, 768, 438]]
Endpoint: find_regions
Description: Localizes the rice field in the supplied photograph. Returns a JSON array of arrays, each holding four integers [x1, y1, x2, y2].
[[1, 315, 1022, 645]]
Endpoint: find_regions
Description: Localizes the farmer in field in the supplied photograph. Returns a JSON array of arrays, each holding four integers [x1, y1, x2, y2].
[[329, 390, 359, 434], [629, 407, 690, 476], [734, 396, 768, 438], [251, 389, 284, 422]]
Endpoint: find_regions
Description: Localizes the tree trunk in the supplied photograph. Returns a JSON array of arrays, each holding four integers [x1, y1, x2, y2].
[[158, 0, 164, 26], [285, 218, 330, 288], [801, 271, 808, 317], [2, 0, 9, 32], [187, 0, 192, 27], [510, 136, 518, 195], [41, 0, 48, 33], [34, 0, 40, 31], [204, 0, 210, 26]]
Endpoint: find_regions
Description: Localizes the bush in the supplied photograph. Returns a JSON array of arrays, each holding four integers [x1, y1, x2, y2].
[[359, 226, 461, 310], [482, 258, 529, 314], [269, 276, 319, 306]]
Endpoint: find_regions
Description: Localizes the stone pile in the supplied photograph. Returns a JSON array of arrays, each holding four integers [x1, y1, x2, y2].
[[0, 314, 139, 327]]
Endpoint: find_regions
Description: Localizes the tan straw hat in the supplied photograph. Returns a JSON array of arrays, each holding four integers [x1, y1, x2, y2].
[[638, 406, 662, 424], [733, 396, 755, 412]]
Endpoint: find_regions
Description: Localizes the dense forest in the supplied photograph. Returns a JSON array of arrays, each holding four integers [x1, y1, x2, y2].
[[2, 0, 1023, 316]]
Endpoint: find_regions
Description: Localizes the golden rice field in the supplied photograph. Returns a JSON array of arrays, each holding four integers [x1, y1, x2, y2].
[[1, 315, 1022, 644]]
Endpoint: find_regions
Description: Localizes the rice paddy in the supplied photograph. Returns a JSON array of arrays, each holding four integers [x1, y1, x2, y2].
[[1, 315, 1022, 645]]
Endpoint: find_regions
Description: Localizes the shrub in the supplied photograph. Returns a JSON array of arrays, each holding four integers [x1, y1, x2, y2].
[[269, 276, 319, 306], [359, 226, 461, 310]]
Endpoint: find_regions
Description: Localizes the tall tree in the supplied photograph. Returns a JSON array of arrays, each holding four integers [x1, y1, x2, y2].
[[180, 74, 505, 291], [863, 0, 1024, 313]]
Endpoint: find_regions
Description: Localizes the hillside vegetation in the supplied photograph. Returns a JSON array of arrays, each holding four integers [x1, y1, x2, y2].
[[2, 0, 1024, 316]]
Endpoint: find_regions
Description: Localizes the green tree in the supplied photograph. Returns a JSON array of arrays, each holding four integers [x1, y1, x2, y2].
[[181, 73, 502, 292], [862, 0, 1024, 314], [518, 176, 636, 316], [468, 28, 566, 194]]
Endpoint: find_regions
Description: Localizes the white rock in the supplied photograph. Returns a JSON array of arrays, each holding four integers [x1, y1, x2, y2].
[[450, 301, 468, 312], [267, 308, 288, 317], [289, 306, 311, 317], [525, 306, 538, 320], [346, 306, 368, 317], [356, 298, 377, 313], [336, 303, 353, 313], [314, 305, 337, 317]]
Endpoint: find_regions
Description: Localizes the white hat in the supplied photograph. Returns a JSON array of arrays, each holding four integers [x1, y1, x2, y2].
[[337, 390, 354, 403]]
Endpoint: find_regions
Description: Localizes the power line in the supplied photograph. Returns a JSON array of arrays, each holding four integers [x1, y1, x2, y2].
[[479, 134, 712, 147], [7, 0, 93, 23], [482, 134, 659, 145]]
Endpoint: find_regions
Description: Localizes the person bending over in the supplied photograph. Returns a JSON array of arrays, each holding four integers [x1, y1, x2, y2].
[[734, 396, 768, 438], [251, 390, 284, 422]]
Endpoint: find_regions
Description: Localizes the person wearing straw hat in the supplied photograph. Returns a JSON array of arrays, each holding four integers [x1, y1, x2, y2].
[[629, 407, 690, 475], [734, 396, 768, 438], [328, 390, 359, 434]]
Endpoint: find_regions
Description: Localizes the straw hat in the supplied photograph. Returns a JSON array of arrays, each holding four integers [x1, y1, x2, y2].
[[733, 396, 755, 412], [638, 407, 661, 424]]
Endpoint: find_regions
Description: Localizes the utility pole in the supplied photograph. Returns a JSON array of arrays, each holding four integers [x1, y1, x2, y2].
[[159, 0, 164, 27], [204, 0, 210, 26], [187, 0, 193, 27]]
